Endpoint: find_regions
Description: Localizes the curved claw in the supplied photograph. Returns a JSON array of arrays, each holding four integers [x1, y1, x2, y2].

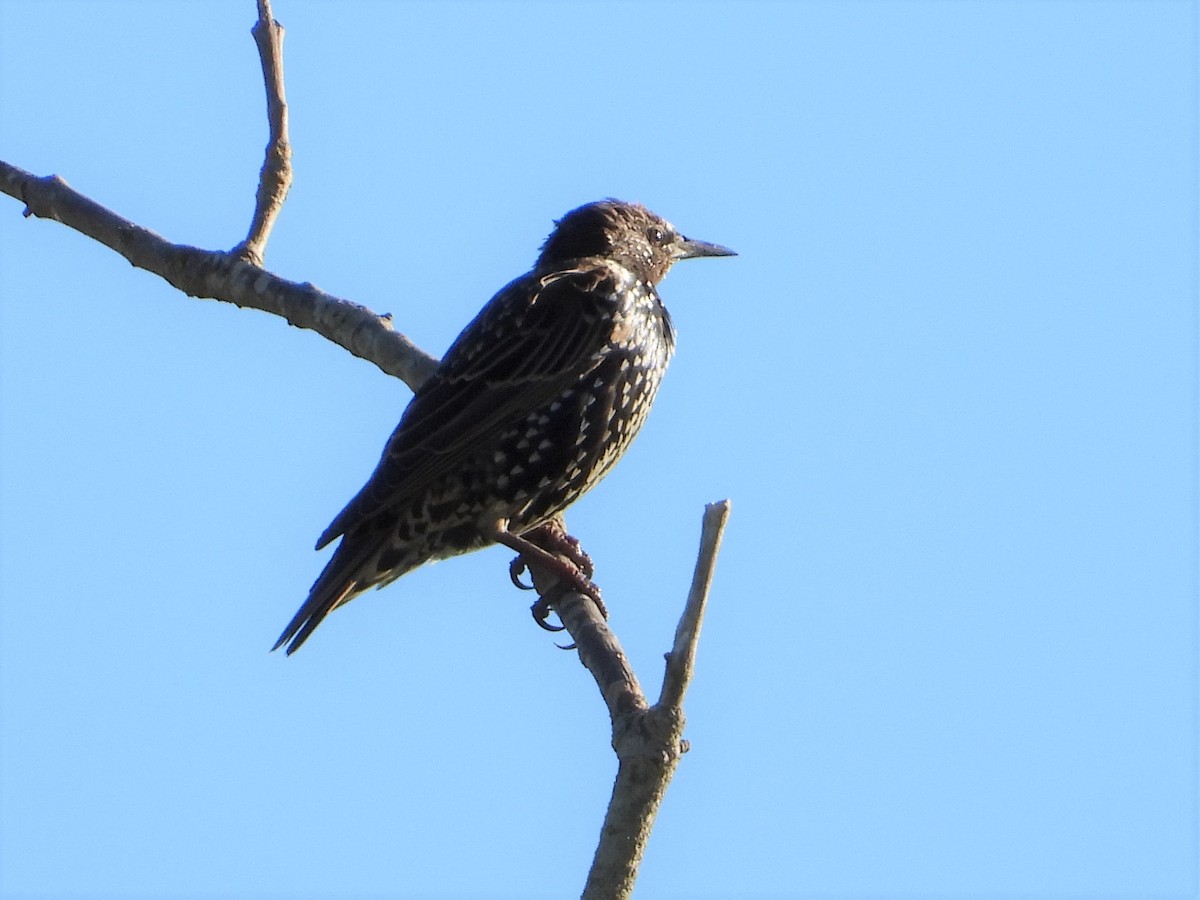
[[509, 556, 535, 591], [555, 640, 578, 651], [531, 599, 566, 632]]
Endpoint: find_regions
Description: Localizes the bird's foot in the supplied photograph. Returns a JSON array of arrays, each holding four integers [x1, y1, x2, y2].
[[521, 520, 595, 579], [492, 523, 607, 620]]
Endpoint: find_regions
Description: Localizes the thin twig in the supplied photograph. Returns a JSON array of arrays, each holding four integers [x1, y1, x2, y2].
[[0, 161, 439, 390], [659, 499, 730, 710], [235, 0, 292, 265]]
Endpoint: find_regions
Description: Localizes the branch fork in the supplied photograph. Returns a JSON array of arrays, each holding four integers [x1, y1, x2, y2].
[[524, 501, 731, 899]]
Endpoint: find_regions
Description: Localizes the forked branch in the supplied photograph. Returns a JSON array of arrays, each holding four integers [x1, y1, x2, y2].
[[528, 501, 731, 900], [0, 0, 436, 392], [235, 0, 293, 265]]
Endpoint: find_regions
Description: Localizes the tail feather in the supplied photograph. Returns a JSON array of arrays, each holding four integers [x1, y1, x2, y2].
[[273, 541, 375, 655], [272, 581, 358, 655]]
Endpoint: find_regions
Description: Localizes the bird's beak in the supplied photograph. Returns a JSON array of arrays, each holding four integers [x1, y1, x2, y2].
[[675, 237, 737, 260]]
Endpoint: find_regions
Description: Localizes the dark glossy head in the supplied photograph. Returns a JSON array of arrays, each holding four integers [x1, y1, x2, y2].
[[537, 199, 735, 283]]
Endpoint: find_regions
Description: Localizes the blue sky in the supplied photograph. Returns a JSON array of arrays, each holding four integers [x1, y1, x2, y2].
[[1, 1, 1196, 898]]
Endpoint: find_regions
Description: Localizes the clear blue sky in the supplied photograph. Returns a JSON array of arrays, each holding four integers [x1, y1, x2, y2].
[[1, 1, 1196, 898]]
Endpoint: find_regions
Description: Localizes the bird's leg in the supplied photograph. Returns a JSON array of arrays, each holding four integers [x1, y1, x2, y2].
[[487, 521, 607, 621], [519, 519, 597, 636]]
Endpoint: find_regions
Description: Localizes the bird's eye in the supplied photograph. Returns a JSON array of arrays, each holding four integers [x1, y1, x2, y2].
[[648, 227, 666, 244]]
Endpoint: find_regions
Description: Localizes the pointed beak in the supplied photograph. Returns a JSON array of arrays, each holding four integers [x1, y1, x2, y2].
[[674, 236, 737, 260]]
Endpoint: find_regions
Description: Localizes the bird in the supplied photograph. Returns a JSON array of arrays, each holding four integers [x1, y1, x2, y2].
[[273, 199, 735, 654]]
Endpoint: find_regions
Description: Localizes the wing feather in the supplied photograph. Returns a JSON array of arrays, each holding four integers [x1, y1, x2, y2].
[[316, 265, 620, 548]]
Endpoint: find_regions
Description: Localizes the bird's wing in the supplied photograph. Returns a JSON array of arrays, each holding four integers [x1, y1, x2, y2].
[[316, 264, 622, 549]]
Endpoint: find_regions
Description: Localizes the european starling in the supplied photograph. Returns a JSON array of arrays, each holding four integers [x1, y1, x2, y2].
[[274, 199, 734, 653]]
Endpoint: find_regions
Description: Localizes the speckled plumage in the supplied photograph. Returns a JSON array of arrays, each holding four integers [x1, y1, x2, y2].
[[274, 200, 734, 653]]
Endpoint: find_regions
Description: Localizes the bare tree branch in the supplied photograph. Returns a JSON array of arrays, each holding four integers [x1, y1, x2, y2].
[[0, 1, 435, 389], [235, 0, 293, 266], [549, 587, 649, 725], [528, 502, 731, 900], [0, 160, 438, 390]]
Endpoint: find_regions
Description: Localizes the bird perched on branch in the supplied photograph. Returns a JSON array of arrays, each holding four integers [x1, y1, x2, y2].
[[274, 199, 734, 653]]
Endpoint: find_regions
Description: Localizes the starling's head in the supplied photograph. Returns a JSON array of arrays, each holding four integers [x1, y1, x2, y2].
[[537, 199, 735, 284]]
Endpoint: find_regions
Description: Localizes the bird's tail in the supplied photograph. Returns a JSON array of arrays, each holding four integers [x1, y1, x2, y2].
[[272, 541, 376, 655]]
